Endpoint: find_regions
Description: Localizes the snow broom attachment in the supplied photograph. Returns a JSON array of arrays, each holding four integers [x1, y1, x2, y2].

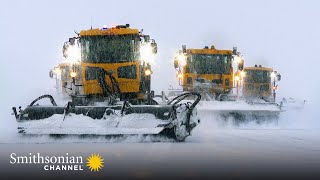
[[12, 92, 201, 141], [198, 99, 283, 124]]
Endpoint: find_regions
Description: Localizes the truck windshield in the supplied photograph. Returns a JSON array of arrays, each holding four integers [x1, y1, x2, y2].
[[244, 70, 271, 83], [186, 54, 232, 74], [80, 35, 140, 63]]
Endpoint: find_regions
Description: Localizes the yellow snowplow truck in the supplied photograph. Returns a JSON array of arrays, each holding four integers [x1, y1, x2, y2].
[[239, 65, 281, 103], [173, 45, 244, 101], [12, 24, 201, 141]]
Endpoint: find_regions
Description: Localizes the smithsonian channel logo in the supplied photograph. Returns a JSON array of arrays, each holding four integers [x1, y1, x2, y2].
[[10, 153, 104, 172]]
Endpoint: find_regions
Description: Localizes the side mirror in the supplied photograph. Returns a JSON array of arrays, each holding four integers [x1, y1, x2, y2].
[[62, 42, 69, 58], [144, 35, 150, 43], [49, 70, 54, 79], [182, 45, 187, 53], [150, 90, 155, 98], [174, 56, 179, 69], [232, 47, 237, 55], [69, 37, 75, 45], [238, 59, 244, 71], [277, 74, 281, 81], [151, 40, 157, 54]]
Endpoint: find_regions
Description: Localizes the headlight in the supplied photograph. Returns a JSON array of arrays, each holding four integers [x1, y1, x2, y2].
[[177, 54, 187, 67], [70, 72, 77, 78], [65, 45, 81, 63], [140, 43, 155, 64], [144, 69, 152, 76], [234, 76, 240, 81]]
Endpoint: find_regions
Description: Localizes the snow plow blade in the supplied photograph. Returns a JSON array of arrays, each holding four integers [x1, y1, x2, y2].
[[12, 93, 201, 141]]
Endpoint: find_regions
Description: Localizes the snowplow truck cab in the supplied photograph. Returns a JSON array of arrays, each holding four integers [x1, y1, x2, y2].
[[51, 24, 158, 105], [173, 45, 243, 100], [241, 65, 281, 102]]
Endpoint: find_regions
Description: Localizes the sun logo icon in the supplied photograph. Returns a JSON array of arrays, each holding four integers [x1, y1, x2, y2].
[[86, 154, 104, 172]]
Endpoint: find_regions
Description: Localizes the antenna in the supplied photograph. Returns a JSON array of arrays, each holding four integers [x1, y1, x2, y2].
[[90, 16, 93, 29], [74, 30, 79, 36]]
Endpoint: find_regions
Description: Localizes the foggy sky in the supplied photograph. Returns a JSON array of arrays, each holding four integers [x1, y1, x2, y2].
[[1, 0, 319, 118]]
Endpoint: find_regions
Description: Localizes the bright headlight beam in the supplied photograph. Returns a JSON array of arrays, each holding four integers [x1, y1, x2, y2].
[[235, 75, 240, 81], [177, 54, 186, 67], [140, 43, 155, 64], [233, 55, 242, 64], [53, 67, 61, 75], [70, 72, 77, 78], [66, 44, 81, 63], [144, 69, 152, 76]]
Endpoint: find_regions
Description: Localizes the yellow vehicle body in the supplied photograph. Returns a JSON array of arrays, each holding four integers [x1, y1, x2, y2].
[[54, 24, 156, 103], [81, 61, 141, 94], [79, 27, 147, 97], [242, 66, 273, 99], [181, 73, 232, 93], [179, 48, 234, 95]]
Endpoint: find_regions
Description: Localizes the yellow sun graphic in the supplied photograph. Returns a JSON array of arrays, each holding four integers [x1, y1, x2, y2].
[[86, 154, 104, 172]]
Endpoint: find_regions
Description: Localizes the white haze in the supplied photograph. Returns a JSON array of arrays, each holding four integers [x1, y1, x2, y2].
[[0, 0, 320, 142]]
